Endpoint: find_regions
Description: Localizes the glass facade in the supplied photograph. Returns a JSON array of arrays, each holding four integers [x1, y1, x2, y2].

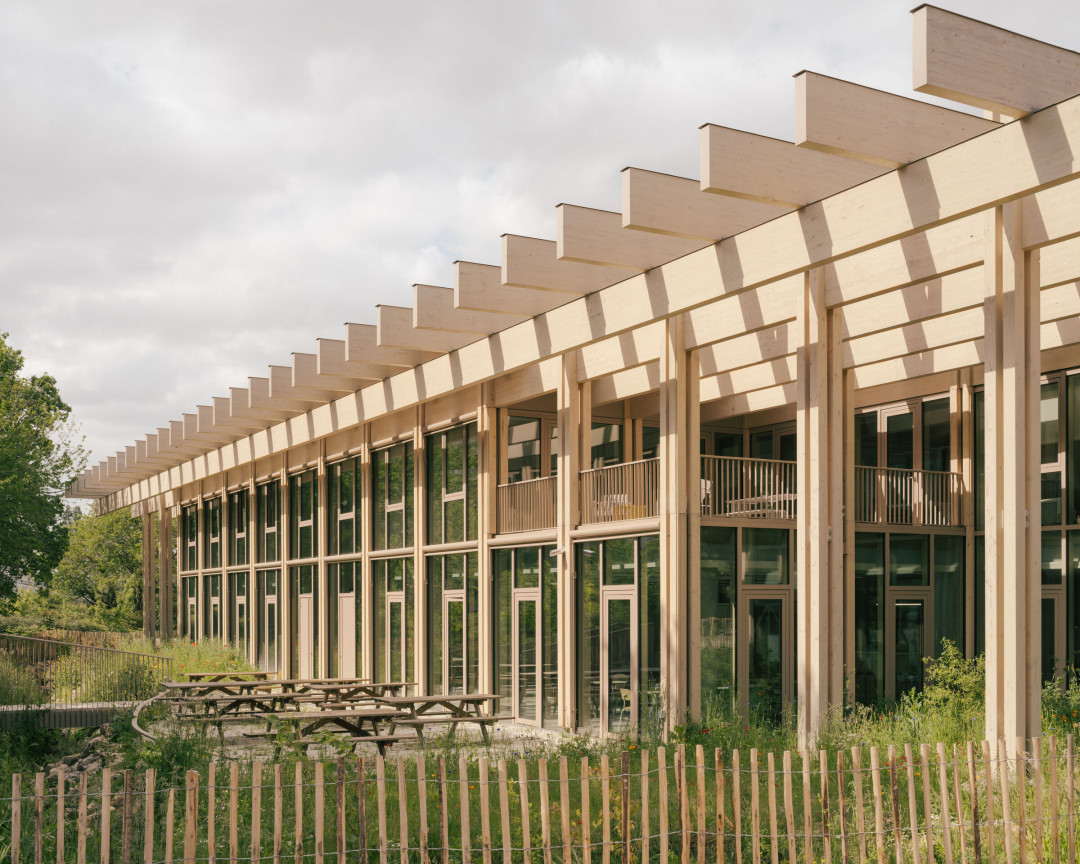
[[427, 552, 479, 695], [427, 424, 478, 544], [373, 442, 414, 550], [372, 557, 414, 689]]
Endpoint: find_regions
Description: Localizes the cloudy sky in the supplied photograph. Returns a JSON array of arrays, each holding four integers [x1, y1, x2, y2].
[[3, 0, 1079, 474]]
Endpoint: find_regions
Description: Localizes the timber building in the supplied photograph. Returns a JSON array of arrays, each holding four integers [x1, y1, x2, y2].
[[70, 7, 1080, 748]]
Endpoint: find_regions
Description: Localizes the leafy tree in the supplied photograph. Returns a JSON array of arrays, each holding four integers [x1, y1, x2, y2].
[[0, 332, 85, 594], [50, 508, 143, 630]]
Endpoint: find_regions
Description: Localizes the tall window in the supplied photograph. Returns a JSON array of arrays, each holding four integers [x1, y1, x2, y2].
[[427, 424, 478, 544], [289, 471, 317, 560], [506, 415, 558, 482], [203, 498, 222, 570], [228, 490, 249, 567], [590, 421, 623, 468], [256, 482, 280, 563], [700, 526, 736, 712], [372, 558, 414, 689], [492, 545, 559, 728], [181, 505, 198, 572], [328, 457, 360, 556], [427, 552, 479, 695], [373, 442, 414, 550]]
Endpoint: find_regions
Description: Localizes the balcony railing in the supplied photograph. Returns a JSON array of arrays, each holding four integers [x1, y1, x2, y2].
[[580, 458, 660, 524], [700, 455, 798, 520], [496, 475, 558, 534], [854, 465, 962, 527]]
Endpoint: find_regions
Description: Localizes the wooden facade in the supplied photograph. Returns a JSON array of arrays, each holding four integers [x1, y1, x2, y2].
[[70, 7, 1080, 749]]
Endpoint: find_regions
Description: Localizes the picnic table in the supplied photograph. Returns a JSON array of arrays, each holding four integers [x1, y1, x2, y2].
[[307, 681, 415, 704], [378, 693, 505, 746], [182, 670, 273, 683]]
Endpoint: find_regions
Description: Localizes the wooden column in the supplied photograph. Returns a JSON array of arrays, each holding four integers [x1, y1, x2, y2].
[[959, 369, 976, 660], [413, 406, 426, 694], [983, 201, 1042, 748], [658, 318, 693, 726], [478, 383, 497, 698], [141, 512, 154, 641], [797, 269, 844, 747], [556, 352, 581, 730], [843, 369, 856, 707], [360, 426, 373, 683], [158, 501, 173, 640], [279, 456, 293, 678], [316, 443, 328, 677]]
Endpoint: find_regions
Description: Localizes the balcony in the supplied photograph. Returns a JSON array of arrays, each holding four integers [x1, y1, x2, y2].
[[496, 475, 557, 534], [700, 455, 797, 520], [853, 466, 962, 527], [580, 458, 660, 525]]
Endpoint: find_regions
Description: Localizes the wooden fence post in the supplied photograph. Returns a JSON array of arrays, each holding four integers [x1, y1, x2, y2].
[[184, 770, 197, 864], [295, 761, 305, 864], [12, 773, 21, 864], [121, 769, 133, 864], [251, 761, 262, 864], [275, 764, 284, 864], [56, 766, 66, 864], [335, 759, 344, 864], [621, 752, 630, 864], [658, 748, 669, 864], [398, 755, 410, 864], [102, 767, 113, 864], [205, 763, 215, 864], [315, 761, 325, 864]]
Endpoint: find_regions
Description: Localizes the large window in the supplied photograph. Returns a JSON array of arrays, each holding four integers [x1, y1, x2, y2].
[[288, 471, 317, 561], [854, 531, 964, 704], [506, 415, 558, 482], [256, 569, 281, 673], [372, 558, 414, 688], [203, 572, 222, 640], [327, 561, 361, 679], [203, 498, 222, 570], [181, 505, 198, 573], [256, 482, 280, 563], [228, 490, 249, 567], [427, 552, 479, 695], [427, 424, 478, 544], [576, 535, 660, 735], [492, 545, 559, 729], [373, 442, 414, 551], [700, 526, 736, 712], [289, 564, 319, 678], [590, 421, 623, 468], [328, 457, 360, 556]]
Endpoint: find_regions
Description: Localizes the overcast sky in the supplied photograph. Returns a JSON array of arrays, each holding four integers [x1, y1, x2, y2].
[[3, 0, 1079, 475]]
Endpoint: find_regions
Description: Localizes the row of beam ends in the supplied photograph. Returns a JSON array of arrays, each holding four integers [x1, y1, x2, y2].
[[71, 5, 1080, 497]]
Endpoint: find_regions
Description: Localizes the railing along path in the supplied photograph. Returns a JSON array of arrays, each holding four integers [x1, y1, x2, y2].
[[0, 634, 172, 729], [5, 734, 1080, 862]]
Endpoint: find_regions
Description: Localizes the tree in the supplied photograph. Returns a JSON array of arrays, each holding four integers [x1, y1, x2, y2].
[[0, 332, 85, 595], [49, 509, 143, 630]]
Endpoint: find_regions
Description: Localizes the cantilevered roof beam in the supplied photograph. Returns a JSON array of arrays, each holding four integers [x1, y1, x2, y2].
[[247, 376, 316, 415], [501, 235, 624, 293], [229, 387, 301, 424], [344, 323, 436, 368], [183, 412, 241, 446], [914, 5, 1080, 118], [454, 262, 568, 316], [210, 398, 273, 434], [376, 305, 477, 353], [414, 284, 526, 333], [700, 125, 885, 208], [556, 204, 706, 270], [795, 71, 998, 168], [621, 168, 788, 241], [316, 338, 395, 382]]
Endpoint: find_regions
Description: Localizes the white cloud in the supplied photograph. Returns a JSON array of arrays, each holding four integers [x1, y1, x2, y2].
[[1, 0, 1078, 468]]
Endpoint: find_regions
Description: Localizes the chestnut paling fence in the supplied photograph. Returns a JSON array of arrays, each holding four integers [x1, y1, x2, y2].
[[6, 736, 1080, 863]]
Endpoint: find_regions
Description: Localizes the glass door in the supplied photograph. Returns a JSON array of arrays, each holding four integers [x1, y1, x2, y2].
[[738, 589, 792, 721], [513, 591, 541, 726], [230, 572, 249, 660], [384, 593, 406, 683], [335, 566, 357, 680], [1044, 588, 1066, 685], [601, 588, 637, 736], [887, 597, 929, 697], [444, 593, 466, 694], [257, 569, 280, 674]]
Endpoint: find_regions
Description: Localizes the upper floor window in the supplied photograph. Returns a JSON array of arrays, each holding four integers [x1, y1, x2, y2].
[[506, 415, 558, 483], [373, 442, 414, 551], [328, 457, 361, 556], [289, 470, 317, 560], [203, 498, 222, 570], [181, 505, 198, 573], [854, 397, 950, 472], [228, 490, 249, 567], [590, 421, 623, 468], [427, 423, 478, 544], [256, 481, 280, 563]]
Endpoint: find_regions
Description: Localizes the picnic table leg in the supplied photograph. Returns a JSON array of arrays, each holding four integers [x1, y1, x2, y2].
[[480, 722, 491, 747]]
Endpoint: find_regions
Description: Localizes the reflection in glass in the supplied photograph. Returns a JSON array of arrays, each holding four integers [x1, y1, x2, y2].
[[854, 534, 885, 704], [1043, 597, 1057, 685], [748, 598, 783, 721], [607, 598, 633, 734], [886, 413, 914, 470], [447, 600, 465, 695], [743, 528, 788, 585], [507, 417, 541, 482], [1044, 532, 1064, 585], [889, 534, 929, 586], [922, 398, 951, 472], [933, 535, 964, 653], [700, 526, 736, 711], [388, 600, 403, 682], [577, 542, 601, 733], [517, 600, 538, 720], [1043, 381, 1060, 464], [894, 601, 925, 695]]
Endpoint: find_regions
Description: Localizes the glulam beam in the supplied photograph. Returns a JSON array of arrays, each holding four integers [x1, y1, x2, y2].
[[290, 353, 358, 399], [840, 267, 984, 340], [229, 387, 300, 424], [699, 354, 799, 401], [182, 412, 239, 446], [621, 168, 787, 240], [414, 284, 526, 333], [316, 338, 396, 382], [501, 234, 623, 294], [209, 398, 270, 434], [700, 125, 885, 208], [376, 305, 477, 353], [556, 204, 706, 270], [455, 261, 567, 316], [344, 322, 436, 368], [914, 4, 1080, 118], [247, 376, 316, 414], [796, 71, 998, 168], [698, 321, 801, 377]]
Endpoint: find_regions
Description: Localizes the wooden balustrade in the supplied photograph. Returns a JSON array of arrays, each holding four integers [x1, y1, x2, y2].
[[854, 465, 962, 526], [496, 475, 557, 534], [700, 455, 798, 520], [579, 458, 660, 524]]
